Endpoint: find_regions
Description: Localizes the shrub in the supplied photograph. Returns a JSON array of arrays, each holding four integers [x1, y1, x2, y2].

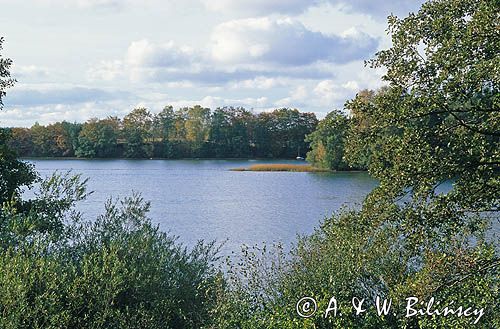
[[215, 207, 498, 328], [0, 173, 222, 329]]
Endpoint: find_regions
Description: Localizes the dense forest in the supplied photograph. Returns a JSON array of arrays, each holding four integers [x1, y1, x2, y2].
[[0, 0, 498, 328], [6, 98, 376, 171], [7, 106, 318, 159]]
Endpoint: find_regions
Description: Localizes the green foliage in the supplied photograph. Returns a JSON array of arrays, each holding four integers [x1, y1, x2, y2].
[[0, 41, 38, 204], [0, 37, 15, 111], [0, 173, 222, 329], [153, 105, 175, 157], [254, 108, 318, 158], [182, 105, 211, 156], [10, 106, 318, 159], [0, 129, 38, 205], [361, 7, 498, 210], [343, 89, 380, 169], [218, 208, 498, 328], [306, 110, 351, 170], [8, 122, 82, 157], [209, 107, 254, 158], [76, 117, 118, 158], [123, 108, 154, 158]]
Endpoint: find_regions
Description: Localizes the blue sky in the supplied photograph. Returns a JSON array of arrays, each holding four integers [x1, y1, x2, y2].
[[0, 0, 424, 127]]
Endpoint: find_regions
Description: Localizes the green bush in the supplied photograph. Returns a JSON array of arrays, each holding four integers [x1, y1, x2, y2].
[[216, 207, 497, 328], [0, 173, 222, 329]]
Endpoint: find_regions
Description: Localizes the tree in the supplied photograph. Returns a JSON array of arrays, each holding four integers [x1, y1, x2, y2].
[[343, 89, 379, 169], [0, 129, 37, 204], [230, 108, 256, 157], [306, 110, 350, 170], [59, 121, 82, 156], [123, 108, 153, 158], [7, 127, 35, 156], [153, 106, 175, 158], [0, 37, 15, 111], [254, 108, 318, 158], [183, 105, 211, 157], [0, 174, 223, 328], [363, 0, 499, 208], [209, 107, 253, 158], [30, 122, 59, 156], [76, 117, 119, 158], [5, 103, 319, 159], [0, 37, 37, 204]]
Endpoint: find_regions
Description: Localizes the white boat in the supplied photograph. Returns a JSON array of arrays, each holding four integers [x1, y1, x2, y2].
[[296, 146, 305, 160]]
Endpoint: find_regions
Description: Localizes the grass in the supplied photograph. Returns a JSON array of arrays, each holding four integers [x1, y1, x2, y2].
[[230, 164, 331, 172]]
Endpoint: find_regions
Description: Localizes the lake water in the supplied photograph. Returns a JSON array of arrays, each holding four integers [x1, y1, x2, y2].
[[26, 159, 378, 254]]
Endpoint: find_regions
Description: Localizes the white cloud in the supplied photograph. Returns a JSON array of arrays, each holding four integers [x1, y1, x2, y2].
[[88, 60, 125, 81], [11, 65, 50, 79], [337, 0, 425, 19], [164, 81, 195, 88], [75, 0, 121, 8], [275, 85, 308, 107], [1, 0, 402, 127], [342, 80, 359, 91], [90, 62, 335, 85], [89, 18, 375, 85], [88, 33, 346, 85], [197, 95, 269, 110], [211, 17, 378, 65], [201, 0, 316, 15], [30, 0, 139, 9], [313, 79, 360, 106], [126, 39, 195, 68], [35, 0, 422, 18], [27, 0, 124, 9], [230, 77, 289, 90], [5, 84, 131, 106], [0, 101, 128, 127], [117, 95, 270, 121], [0, 81, 277, 126], [201, 0, 425, 19], [88, 39, 199, 82]]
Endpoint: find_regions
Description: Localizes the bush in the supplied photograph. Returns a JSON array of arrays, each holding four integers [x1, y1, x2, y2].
[[0, 173, 222, 329], [216, 207, 498, 328]]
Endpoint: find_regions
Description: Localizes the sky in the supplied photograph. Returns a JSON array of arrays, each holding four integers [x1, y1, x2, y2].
[[0, 0, 425, 127]]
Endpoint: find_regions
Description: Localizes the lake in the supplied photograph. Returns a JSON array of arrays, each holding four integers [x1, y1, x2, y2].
[[26, 159, 378, 254]]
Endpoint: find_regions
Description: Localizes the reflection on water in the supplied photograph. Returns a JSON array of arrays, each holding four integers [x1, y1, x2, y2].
[[25, 159, 378, 254]]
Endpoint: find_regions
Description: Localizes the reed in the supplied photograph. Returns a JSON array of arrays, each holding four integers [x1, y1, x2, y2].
[[230, 164, 330, 172]]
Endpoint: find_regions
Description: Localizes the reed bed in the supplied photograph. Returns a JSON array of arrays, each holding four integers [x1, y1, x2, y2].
[[230, 164, 330, 172]]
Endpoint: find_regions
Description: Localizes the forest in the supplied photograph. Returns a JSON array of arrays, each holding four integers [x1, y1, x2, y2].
[[6, 106, 318, 159], [5, 99, 377, 172]]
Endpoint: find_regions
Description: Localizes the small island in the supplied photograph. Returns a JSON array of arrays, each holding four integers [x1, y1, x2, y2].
[[230, 164, 331, 172]]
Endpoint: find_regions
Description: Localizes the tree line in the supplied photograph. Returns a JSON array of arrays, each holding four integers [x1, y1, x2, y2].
[[7, 106, 318, 159], [7, 94, 382, 172], [306, 89, 388, 171]]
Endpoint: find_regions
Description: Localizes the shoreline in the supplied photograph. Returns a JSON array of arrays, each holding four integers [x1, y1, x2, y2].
[[20, 156, 301, 161], [21, 157, 368, 172], [22, 157, 307, 163], [232, 164, 330, 173]]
